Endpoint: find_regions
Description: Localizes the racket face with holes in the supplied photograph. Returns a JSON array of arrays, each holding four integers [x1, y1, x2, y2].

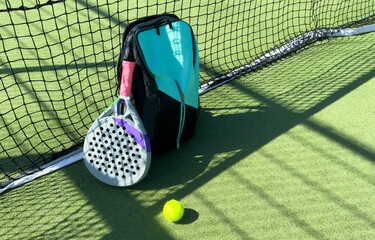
[[83, 113, 151, 187]]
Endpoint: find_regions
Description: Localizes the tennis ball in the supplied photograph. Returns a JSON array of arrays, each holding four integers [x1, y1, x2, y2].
[[163, 199, 184, 222]]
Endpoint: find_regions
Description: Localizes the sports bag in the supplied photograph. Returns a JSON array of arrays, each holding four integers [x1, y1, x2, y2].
[[117, 13, 200, 152]]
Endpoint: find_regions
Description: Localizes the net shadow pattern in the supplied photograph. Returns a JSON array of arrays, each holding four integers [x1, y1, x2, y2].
[[0, 0, 374, 187]]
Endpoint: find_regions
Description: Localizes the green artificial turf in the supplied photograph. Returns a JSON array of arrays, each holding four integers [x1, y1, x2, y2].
[[1, 0, 372, 181], [1, 1, 375, 239], [1, 31, 375, 239]]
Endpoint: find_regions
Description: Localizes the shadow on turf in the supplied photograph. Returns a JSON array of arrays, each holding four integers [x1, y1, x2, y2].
[[66, 35, 375, 239], [176, 208, 199, 225], [4, 34, 375, 239]]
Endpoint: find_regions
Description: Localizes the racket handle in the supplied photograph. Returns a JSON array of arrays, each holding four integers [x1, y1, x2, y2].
[[120, 61, 136, 97]]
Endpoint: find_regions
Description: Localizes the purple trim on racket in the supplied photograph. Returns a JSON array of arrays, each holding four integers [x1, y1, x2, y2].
[[113, 117, 151, 152]]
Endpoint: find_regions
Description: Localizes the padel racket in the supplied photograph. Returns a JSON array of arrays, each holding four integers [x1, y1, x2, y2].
[[83, 61, 151, 186]]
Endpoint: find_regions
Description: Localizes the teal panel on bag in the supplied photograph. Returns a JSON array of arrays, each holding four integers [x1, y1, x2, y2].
[[137, 21, 199, 109]]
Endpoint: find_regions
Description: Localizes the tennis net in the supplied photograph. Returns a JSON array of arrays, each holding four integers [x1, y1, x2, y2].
[[0, 0, 374, 190]]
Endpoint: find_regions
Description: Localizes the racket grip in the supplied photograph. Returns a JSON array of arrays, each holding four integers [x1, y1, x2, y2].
[[120, 61, 136, 97]]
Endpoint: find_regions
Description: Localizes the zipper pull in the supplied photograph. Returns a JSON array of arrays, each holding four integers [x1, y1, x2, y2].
[[174, 80, 185, 150]]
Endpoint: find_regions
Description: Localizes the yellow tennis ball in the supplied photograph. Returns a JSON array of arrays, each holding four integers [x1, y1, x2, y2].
[[163, 199, 184, 222]]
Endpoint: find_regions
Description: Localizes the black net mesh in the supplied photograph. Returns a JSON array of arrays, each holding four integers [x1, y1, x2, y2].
[[0, 0, 374, 188]]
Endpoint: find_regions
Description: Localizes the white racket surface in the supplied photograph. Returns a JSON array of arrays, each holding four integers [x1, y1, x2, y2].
[[83, 61, 151, 186]]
